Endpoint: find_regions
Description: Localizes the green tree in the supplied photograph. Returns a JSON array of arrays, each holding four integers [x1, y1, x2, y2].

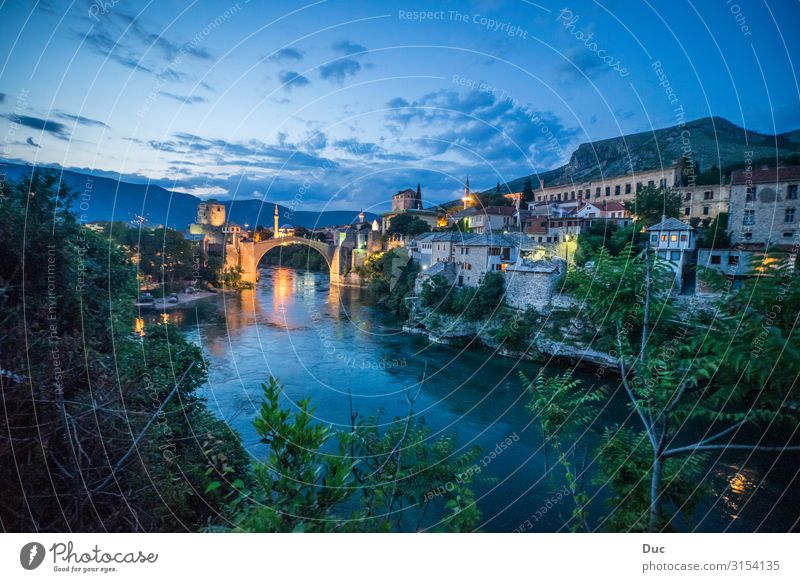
[[388, 213, 431, 236], [228, 377, 481, 532], [695, 212, 731, 249], [623, 185, 681, 226], [522, 176, 535, 203]]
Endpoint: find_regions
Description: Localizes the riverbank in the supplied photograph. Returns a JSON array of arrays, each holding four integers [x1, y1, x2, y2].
[[135, 289, 218, 310], [402, 293, 622, 374]]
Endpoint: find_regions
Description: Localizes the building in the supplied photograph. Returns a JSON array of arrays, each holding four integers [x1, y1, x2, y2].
[[453, 233, 532, 287], [463, 205, 517, 233], [391, 184, 423, 212], [531, 166, 679, 206], [675, 184, 730, 221], [195, 199, 226, 227], [728, 165, 800, 248], [381, 185, 439, 234], [273, 204, 296, 238], [646, 217, 697, 291]]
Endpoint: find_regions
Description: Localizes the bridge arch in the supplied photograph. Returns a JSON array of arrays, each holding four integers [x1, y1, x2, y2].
[[232, 236, 344, 285]]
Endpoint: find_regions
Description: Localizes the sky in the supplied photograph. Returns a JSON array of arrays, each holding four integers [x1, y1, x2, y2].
[[1, 0, 799, 214]]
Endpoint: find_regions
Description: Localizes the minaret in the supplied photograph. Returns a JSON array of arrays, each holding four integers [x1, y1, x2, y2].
[[463, 175, 471, 210], [273, 204, 279, 238], [415, 183, 422, 209], [358, 209, 365, 223]]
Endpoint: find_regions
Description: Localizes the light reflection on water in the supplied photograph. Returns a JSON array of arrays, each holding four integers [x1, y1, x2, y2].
[[148, 266, 799, 532]]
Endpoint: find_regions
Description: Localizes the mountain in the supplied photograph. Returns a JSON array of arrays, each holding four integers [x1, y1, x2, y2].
[[0, 162, 377, 229], [488, 116, 800, 194]]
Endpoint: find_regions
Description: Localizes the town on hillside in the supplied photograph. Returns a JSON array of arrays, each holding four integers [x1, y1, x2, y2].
[[181, 160, 800, 312]]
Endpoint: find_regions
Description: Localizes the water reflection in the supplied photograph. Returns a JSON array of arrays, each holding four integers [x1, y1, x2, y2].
[[161, 266, 798, 532]]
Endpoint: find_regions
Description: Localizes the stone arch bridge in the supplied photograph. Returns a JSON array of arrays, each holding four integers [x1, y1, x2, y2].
[[225, 236, 349, 285]]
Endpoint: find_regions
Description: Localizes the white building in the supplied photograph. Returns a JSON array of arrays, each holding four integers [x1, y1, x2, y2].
[[646, 217, 697, 291]]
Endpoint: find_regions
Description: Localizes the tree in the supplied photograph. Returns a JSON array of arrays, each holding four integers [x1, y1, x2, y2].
[[522, 176, 535, 203], [696, 212, 731, 249], [624, 185, 681, 226], [387, 213, 430, 236], [227, 377, 481, 532], [562, 243, 800, 531]]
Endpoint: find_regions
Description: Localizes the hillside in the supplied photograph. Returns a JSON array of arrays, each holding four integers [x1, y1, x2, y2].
[[489, 116, 800, 194], [0, 162, 376, 229]]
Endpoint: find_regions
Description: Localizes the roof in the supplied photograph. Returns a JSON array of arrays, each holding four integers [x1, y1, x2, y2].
[[481, 205, 516, 216], [731, 165, 800, 185], [646, 217, 694, 232], [596, 200, 627, 212], [456, 232, 534, 249]]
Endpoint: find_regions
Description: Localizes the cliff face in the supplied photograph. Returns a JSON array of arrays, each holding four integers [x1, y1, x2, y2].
[[492, 116, 800, 193]]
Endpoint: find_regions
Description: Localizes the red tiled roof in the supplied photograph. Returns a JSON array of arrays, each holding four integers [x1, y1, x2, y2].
[[482, 205, 517, 215], [731, 166, 800, 185]]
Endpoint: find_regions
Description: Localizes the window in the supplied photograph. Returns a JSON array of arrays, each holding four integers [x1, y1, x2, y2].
[[710, 255, 721, 265], [786, 208, 796, 223], [648, 180, 655, 187], [650, 235, 657, 243], [636, 182, 643, 193], [670, 234, 678, 242], [595, 187, 601, 197], [789, 185, 798, 200], [680, 234, 688, 241], [703, 206, 710, 216], [658, 250, 667, 259], [743, 209, 755, 225], [571, 191, 575, 199], [614, 185, 621, 196], [489, 247, 501, 256], [744, 232, 753, 240], [684, 207, 691, 216], [577, 189, 583, 197], [660, 178, 667, 188], [660, 234, 667, 242], [783, 231, 794, 238], [745, 187, 755, 202], [670, 251, 681, 261], [728, 255, 739, 266], [605, 186, 610, 197], [704, 191, 713, 200], [625, 183, 631, 194]]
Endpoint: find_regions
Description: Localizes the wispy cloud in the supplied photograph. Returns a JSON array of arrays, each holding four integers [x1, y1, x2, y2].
[[277, 70, 311, 90], [160, 91, 207, 104], [270, 47, 304, 62], [332, 40, 367, 55], [56, 111, 110, 128], [1, 114, 69, 139], [319, 58, 361, 82], [26, 137, 41, 148]]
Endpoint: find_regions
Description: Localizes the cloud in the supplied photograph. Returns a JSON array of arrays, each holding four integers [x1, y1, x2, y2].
[[80, 9, 212, 77], [277, 70, 311, 90], [160, 91, 207, 104], [383, 89, 577, 168], [1, 114, 69, 139], [56, 111, 110, 128], [0, 93, 5, 103], [26, 137, 41, 148], [332, 40, 367, 55], [319, 58, 361, 82], [270, 47, 304, 62]]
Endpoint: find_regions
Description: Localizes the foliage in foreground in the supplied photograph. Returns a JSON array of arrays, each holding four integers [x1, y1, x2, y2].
[[222, 377, 482, 532]]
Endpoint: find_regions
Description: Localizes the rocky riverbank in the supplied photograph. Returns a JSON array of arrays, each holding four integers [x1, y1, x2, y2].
[[403, 297, 621, 374]]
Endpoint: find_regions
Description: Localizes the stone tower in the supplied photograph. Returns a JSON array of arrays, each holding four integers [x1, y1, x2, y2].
[[196, 199, 226, 226], [273, 204, 279, 237]]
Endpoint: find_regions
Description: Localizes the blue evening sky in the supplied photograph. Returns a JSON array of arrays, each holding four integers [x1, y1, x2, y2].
[[1, 0, 798, 213]]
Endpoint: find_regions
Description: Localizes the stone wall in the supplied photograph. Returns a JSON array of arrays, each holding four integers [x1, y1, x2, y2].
[[503, 259, 563, 311]]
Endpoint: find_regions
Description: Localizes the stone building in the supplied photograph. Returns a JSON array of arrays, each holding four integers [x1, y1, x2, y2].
[[531, 166, 679, 206], [453, 233, 534, 287], [391, 184, 423, 212], [504, 258, 565, 310], [675, 184, 730, 222], [728, 165, 800, 248]]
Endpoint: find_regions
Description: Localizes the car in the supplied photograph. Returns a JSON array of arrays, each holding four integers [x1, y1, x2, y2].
[[168, 293, 179, 304], [138, 292, 154, 303]]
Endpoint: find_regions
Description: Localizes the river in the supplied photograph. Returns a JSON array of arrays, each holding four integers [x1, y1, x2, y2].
[[149, 266, 798, 532]]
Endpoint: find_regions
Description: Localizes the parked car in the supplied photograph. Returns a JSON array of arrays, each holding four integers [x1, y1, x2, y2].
[[168, 293, 179, 304], [138, 292, 154, 303]]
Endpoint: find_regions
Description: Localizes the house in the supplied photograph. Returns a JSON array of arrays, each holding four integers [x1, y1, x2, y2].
[[412, 231, 473, 267], [381, 185, 440, 234], [453, 233, 529, 287], [675, 184, 730, 221], [464, 205, 517, 233], [728, 165, 800, 248], [531, 166, 679, 205], [646, 217, 697, 291]]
